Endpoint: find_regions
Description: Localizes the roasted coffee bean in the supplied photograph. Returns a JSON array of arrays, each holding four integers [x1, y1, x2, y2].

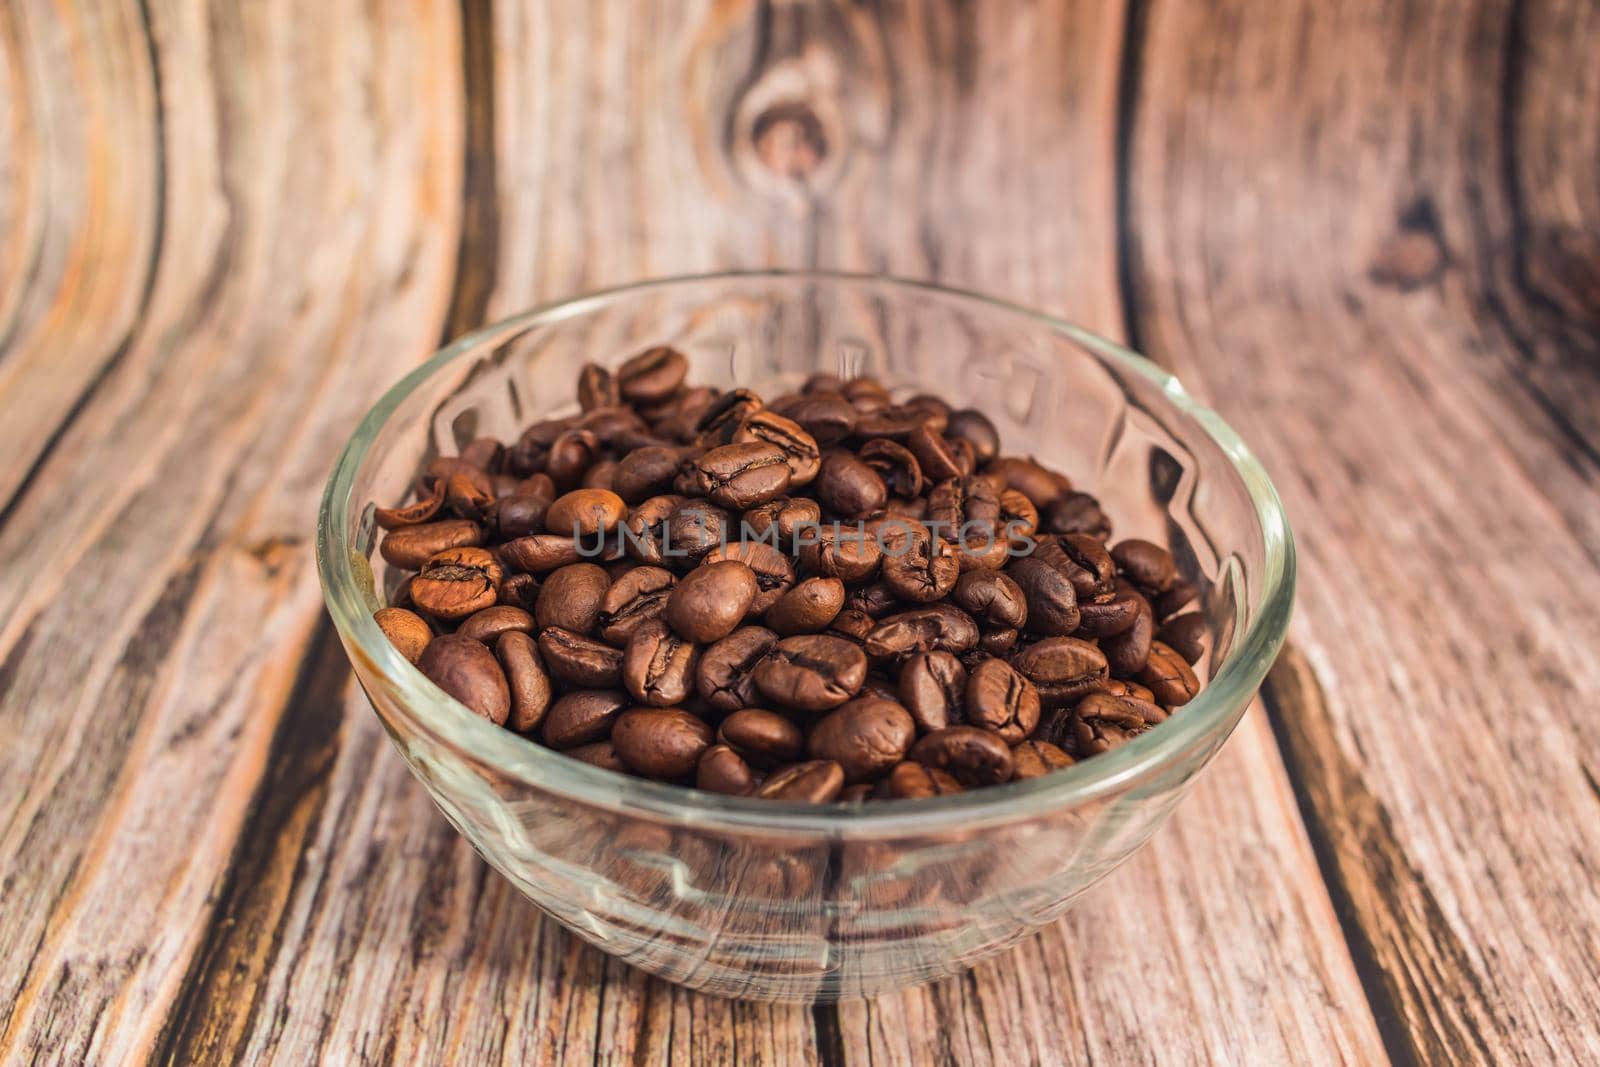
[[718, 708, 804, 767], [696, 626, 778, 712], [496, 630, 553, 732], [489, 493, 551, 539], [567, 740, 627, 772], [411, 547, 502, 620], [418, 634, 510, 725], [694, 388, 764, 446], [546, 430, 600, 490], [663, 499, 732, 563], [1011, 637, 1109, 708], [966, 657, 1040, 743], [865, 604, 980, 660], [829, 609, 875, 641], [755, 760, 845, 803], [1074, 587, 1144, 637], [1073, 692, 1162, 754], [375, 607, 433, 663], [979, 627, 1019, 655], [807, 698, 916, 783], [857, 439, 924, 498], [741, 496, 821, 544], [579, 406, 656, 450], [379, 519, 483, 569], [537, 627, 625, 688], [499, 533, 582, 573], [1006, 557, 1080, 636], [879, 523, 960, 603], [665, 560, 758, 642], [1036, 533, 1115, 599], [622, 619, 700, 706], [693, 442, 792, 509], [797, 524, 882, 583], [612, 446, 683, 503], [1157, 612, 1207, 665], [886, 495, 928, 520], [621, 494, 683, 564], [854, 404, 928, 440], [1010, 739, 1075, 780], [1045, 491, 1111, 539], [951, 569, 1028, 629], [986, 456, 1066, 508], [460, 437, 505, 473], [773, 391, 856, 446], [507, 416, 573, 474], [541, 689, 629, 748], [1112, 538, 1178, 593], [753, 634, 868, 712], [881, 761, 964, 799], [497, 571, 540, 611], [545, 488, 627, 540], [423, 456, 491, 498], [458, 605, 534, 643], [904, 392, 951, 419], [651, 386, 719, 442], [516, 472, 558, 501], [945, 408, 999, 464], [998, 489, 1039, 544], [617, 345, 689, 403], [597, 565, 675, 645], [909, 726, 1014, 787], [375, 480, 446, 530], [701, 541, 795, 612], [1102, 593, 1155, 676], [765, 576, 845, 634], [1137, 641, 1201, 706], [844, 582, 900, 618], [1155, 578, 1199, 620], [926, 476, 1001, 543], [815, 452, 888, 518], [578, 363, 619, 410], [612, 707, 714, 779], [696, 745, 759, 795], [735, 411, 821, 486], [906, 424, 964, 482], [535, 563, 609, 634], [897, 651, 967, 732]]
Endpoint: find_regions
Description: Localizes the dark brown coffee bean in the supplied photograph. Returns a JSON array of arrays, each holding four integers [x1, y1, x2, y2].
[[422, 456, 491, 498], [807, 698, 916, 783], [696, 745, 759, 795], [1112, 539, 1178, 592], [499, 533, 582, 574], [621, 494, 683, 565], [952, 569, 1028, 629], [418, 633, 510, 725], [1010, 739, 1075, 780], [857, 439, 924, 499], [701, 541, 795, 612], [693, 388, 764, 446], [1006, 557, 1080, 636], [538, 429, 594, 491], [535, 562, 609, 634], [410, 547, 502, 620], [538, 627, 625, 688], [612, 445, 682, 503], [1137, 641, 1201, 706], [1073, 692, 1163, 754], [507, 416, 573, 474], [1011, 637, 1109, 708], [663, 499, 731, 563], [379, 519, 483, 569], [612, 707, 713, 779], [696, 626, 778, 712], [1045, 491, 1111, 539], [1157, 612, 1207, 665], [665, 560, 758, 642], [741, 496, 822, 546], [692, 442, 792, 510], [909, 726, 1014, 787], [735, 410, 821, 486], [904, 392, 951, 418], [764, 576, 845, 634], [578, 363, 619, 410], [1074, 588, 1144, 637], [864, 604, 980, 660], [878, 522, 960, 603], [1155, 578, 1200, 620], [926, 476, 1001, 544], [797, 524, 882, 583], [541, 688, 629, 748], [998, 489, 1039, 544], [375, 480, 446, 529], [1036, 533, 1115, 599], [755, 760, 845, 803], [986, 456, 1066, 509], [815, 452, 888, 518], [617, 345, 689, 403], [489, 493, 551, 539], [829, 609, 875, 641], [458, 604, 534, 643], [374, 607, 432, 663], [853, 404, 928, 440], [545, 489, 627, 538], [577, 405, 654, 448], [1103, 593, 1155, 676], [622, 619, 700, 706], [881, 761, 965, 799], [844, 582, 900, 618], [650, 386, 719, 442], [496, 630, 553, 733], [897, 651, 967, 732], [597, 565, 675, 645], [979, 627, 1019, 655], [906, 424, 964, 482], [945, 409, 999, 464], [567, 740, 627, 773], [966, 657, 1040, 743], [772, 391, 856, 446], [752, 634, 868, 712], [718, 708, 804, 768], [497, 571, 540, 611]]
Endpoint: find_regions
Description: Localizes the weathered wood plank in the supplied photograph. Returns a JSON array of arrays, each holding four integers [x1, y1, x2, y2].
[[1129, 0, 1600, 1062]]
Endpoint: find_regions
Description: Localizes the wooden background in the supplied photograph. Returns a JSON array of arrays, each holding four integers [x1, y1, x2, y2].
[[2, 1, 1598, 1063]]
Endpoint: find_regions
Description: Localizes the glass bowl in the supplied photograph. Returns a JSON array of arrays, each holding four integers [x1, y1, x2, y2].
[[316, 271, 1294, 1002]]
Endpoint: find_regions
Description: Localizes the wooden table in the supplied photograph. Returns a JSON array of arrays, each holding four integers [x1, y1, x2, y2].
[[3, 2, 1598, 1063]]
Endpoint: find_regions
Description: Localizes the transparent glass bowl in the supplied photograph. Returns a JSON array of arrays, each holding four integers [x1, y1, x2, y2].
[[316, 272, 1295, 1001]]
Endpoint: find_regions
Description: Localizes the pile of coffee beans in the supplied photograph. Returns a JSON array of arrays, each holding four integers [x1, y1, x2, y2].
[[370, 346, 1207, 803]]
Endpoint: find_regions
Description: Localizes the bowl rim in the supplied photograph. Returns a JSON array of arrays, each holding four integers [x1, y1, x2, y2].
[[316, 269, 1295, 835]]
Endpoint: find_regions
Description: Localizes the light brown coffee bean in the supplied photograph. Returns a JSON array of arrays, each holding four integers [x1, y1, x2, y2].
[[755, 760, 845, 803], [374, 607, 433, 663], [410, 547, 502, 620], [418, 634, 510, 725], [612, 707, 714, 779]]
